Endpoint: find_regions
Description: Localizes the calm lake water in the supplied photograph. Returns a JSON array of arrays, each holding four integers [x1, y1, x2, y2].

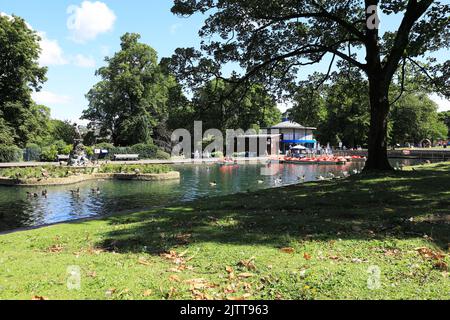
[[0, 159, 422, 232]]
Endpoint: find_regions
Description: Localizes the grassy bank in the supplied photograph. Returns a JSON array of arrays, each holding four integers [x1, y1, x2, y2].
[[0, 164, 172, 179], [0, 162, 448, 300]]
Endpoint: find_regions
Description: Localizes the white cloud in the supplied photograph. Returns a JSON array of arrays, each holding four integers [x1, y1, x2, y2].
[[32, 91, 71, 105], [67, 1, 116, 43], [73, 54, 96, 68], [430, 94, 450, 112], [38, 32, 68, 66]]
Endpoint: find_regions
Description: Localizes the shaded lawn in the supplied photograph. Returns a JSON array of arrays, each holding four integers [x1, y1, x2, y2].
[[0, 162, 448, 300]]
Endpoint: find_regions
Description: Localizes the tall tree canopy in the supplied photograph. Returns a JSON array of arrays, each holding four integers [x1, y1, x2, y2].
[[290, 68, 446, 148], [169, 0, 450, 170], [191, 79, 281, 133], [82, 33, 176, 146], [0, 14, 48, 146]]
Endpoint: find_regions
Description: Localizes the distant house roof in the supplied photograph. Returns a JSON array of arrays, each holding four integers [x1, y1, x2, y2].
[[270, 121, 316, 130]]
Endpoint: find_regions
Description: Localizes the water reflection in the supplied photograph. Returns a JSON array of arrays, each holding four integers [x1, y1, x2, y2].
[[0, 159, 420, 231]]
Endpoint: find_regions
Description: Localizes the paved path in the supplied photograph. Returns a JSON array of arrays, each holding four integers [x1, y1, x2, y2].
[[0, 157, 271, 168]]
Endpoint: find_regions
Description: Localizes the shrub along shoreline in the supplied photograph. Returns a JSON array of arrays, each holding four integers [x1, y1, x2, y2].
[[0, 142, 171, 163], [0, 164, 179, 186], [0, 162, 448, 300]]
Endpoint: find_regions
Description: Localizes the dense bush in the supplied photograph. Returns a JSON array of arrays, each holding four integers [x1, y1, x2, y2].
[[94, 142, 114, 150], [0, 145, 23, 163], [0, 166, 95, 179], [54, 140, 72, 155], [155, 149, 171, 160], [93, 143, 170, 160], [98, 164, 171, 174], [84, 146, 94, 157], [40, 145, 58, 162]]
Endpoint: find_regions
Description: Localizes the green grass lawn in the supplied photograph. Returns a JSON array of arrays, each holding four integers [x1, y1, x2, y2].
[[0, 162, 449, 300]]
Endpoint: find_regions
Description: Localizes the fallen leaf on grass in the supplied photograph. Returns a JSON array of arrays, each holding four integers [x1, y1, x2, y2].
[[169, 275, 181, 282], [191, 289, 213, 300], [47, 244, 64, 253], [185, 278, 216, 290], [86, 271, 97, 278], [415, 247, 446, 260], [167, 287, 177, 299], [225, 266, 234, 274], [238, 272, 255, 279], [238, 257, 257, 271], [138, 257, 152, 266], [280, 247, 295, 254], [143, 290, 152, 297], [304, 253, 312, 260], [169, 265, 194, 273], [434, 260, 448, 271]]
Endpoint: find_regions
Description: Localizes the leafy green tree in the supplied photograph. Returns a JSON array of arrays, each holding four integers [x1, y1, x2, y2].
[[291, 70, 370, 148], [390, 94, 448, 145], [0, 14, 47, 146], [49, 120, 76, 145], [170, 0, 450, 170], [191, 79, 281, 133], [82, 33, 174, 146], [438, 111, 450, 139], [290, 80, 327, 130]]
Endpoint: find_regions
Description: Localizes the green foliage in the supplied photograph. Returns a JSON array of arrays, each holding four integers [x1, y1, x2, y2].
[[0, 166, 95, 179], [155, 149, 171, 160], [438, 111, 450, 138], [0, 145, 23, 163], [97, 164, 171, 174], [94, 143, 114, 150], [0, 117, 15, 145], [290, 71, 370, 148], [40, 145, 58, 162], [49, 120, 76, 145], [169, 1, 450, 170], [0, 15, 48, 146], [390, 94, 448, 145], [93, 143, 169, 160], [188, 79, 281, 133], [84, 146, 94, 157], [82, 33, 175, 146]]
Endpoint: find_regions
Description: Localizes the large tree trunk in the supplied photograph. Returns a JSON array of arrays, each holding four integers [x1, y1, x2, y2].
[[364, 78, 393, 171]]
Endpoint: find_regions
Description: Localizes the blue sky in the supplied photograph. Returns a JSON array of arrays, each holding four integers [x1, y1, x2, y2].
[[1, 1, 449, 122]]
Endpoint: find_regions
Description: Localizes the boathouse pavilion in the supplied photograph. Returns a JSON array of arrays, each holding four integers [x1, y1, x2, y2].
[[238, 120, 317, 156], [268, 120, 317, 154]]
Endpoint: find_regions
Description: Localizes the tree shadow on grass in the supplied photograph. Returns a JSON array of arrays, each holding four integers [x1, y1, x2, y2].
[[93, 167, 450, 254]]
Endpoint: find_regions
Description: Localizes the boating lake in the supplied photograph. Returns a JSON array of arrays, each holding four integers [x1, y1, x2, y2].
[[0, 159, 422, 232]]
